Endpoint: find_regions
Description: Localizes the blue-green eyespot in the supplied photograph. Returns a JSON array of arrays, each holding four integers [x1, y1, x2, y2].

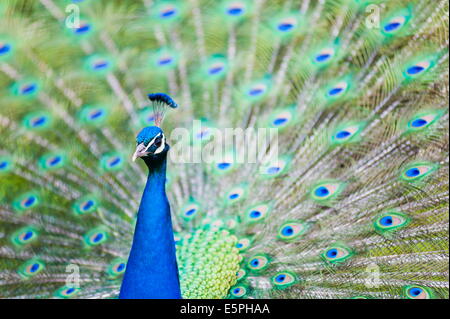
[[321, 243, 353, 264], [235, 237, 252, 252], [373, 211, 410, 234], [106, 258, 127, 278], [403, 285, 434, 299], [405, 110, 444, 133], [247, 254, 270, 272], [277, 221, 308, 241], [54, 286, 80, 299], [83, 227, 109, 246], [245, 203, 272, 223], [400, 162, 439, 182], [271, 271, 298, 289], [230, 285, 248, 298], [330, 122, 366, 145], [310, 180, 346, 203], [18, 259, 45, 279], [180, 201, 201, 221], [11, 226, 39, 247]]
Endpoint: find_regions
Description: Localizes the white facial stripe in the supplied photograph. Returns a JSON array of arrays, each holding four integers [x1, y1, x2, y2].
[[144, 132, 161, 152], [132, 132, 163, 162], [154, 134, 165, 154]]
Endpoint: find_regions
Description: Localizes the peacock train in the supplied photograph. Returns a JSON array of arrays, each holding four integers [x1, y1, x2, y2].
[[0, 0, 448, 299]]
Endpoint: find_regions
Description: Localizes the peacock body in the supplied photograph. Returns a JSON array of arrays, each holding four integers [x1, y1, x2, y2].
[[0, 0, 449, 299]]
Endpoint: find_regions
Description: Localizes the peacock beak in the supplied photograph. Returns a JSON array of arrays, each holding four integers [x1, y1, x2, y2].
[[132, 143, 149, 162], [132, 133, 165, 162]]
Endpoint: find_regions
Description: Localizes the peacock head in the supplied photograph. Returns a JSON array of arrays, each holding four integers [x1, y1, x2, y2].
[[132, 126, 169, 163], [132, 93, 177, 165]]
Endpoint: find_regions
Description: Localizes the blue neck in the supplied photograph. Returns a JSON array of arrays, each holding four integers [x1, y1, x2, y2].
[[119, 155, 181, 299]]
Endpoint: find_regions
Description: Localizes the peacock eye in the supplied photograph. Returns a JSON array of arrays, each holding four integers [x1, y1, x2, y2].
[[374, 212, 410, 233], [400, 162, 438, 182], [180, 202, 200, 220], [404, 285, 433, 299], [225, 185, 248, 204], [0, 156, 13, 173], [402, 55, 438, 80], [230, 285, 247, 298], [314, 48, 335, 63], [406, 111, 443, 132], [272, 271, 298, 289], [55, 286, 79, 298], [84, 227, 108, 246], [326, 80, 349, 98], [235, 238, 251, 251], [0, 42, 12, 56], [107, 258, 127, 277], [310, 181, 346, 203], [382, 14, 408, 34], [247, 254, 270, 272], [321, 244, 353, 264], [275, 17, 298, 33], [72, 196, 98, 216], [12, 227, 39, 247], [245, 203, 271, 223], [13, 192, 40, 212], [236, 269, 247, 280], [18, 259, 45, 278], [159, 5, 178, 19], [278, 221, 308, 241], [155, 136, 163, 147], [331, 122, 366, 145], [405, 61, 432, 77]]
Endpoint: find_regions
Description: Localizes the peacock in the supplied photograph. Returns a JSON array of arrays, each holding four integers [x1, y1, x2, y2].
[[0, 0, 448, 299]]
